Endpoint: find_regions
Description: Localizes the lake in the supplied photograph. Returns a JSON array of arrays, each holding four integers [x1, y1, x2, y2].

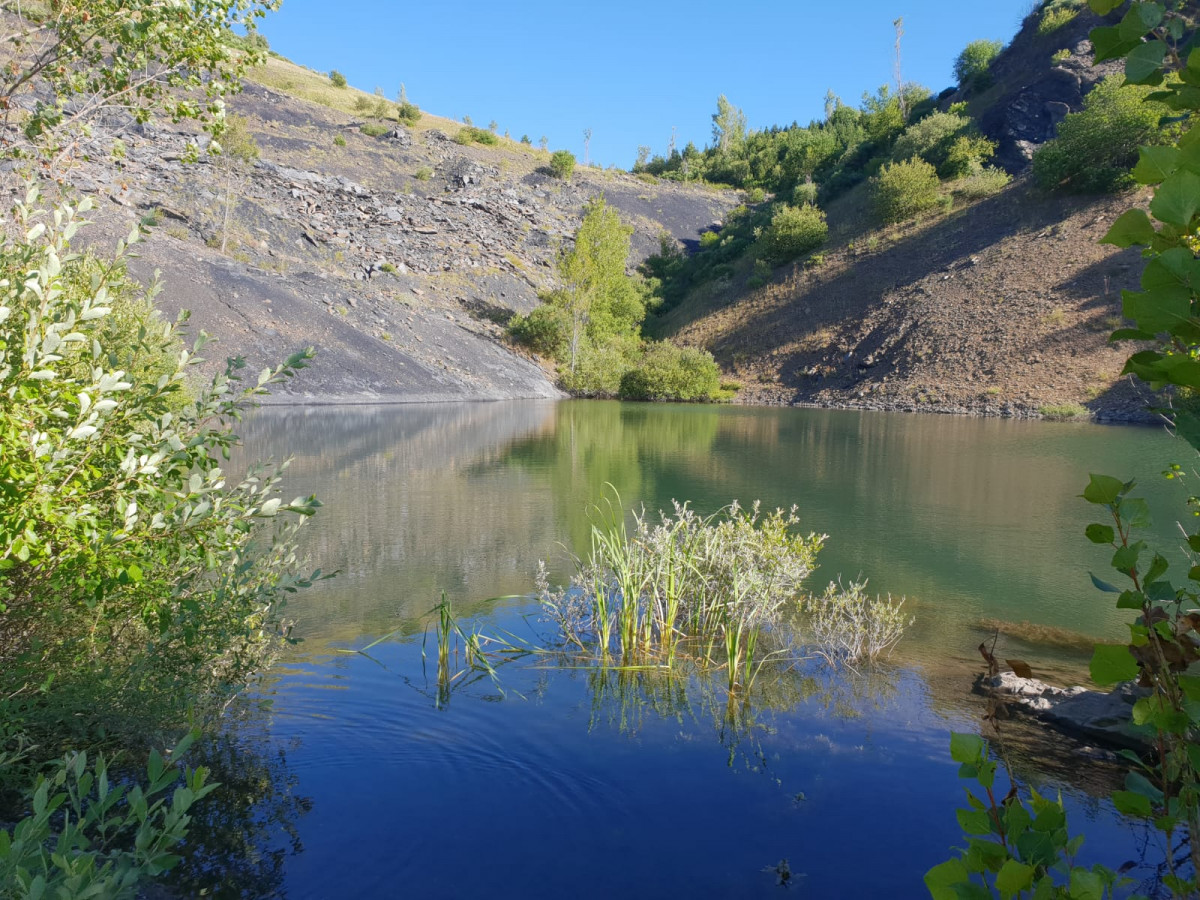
[[186, 401, 1185, 898]]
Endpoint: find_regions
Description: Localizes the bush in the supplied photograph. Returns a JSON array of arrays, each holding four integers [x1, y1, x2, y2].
[[951, 165, 1011, 199], [872, 157, 942, 224], [453, 126, 498, 146], [1037, 5, 1078, 35], [558, 339, 634, 397], [333, 133, 346, 147], [549, 149, 576, 179], [618, 342, 723, 402], [397, 101, 421, 124], [508, 304, 567, 358], [1033, 75, 1169, 193], [802, 578, 912, 666], [329, 69, 347, 88], [890, 112, 994, 178], [0, 735, 215, 897], [0, 191, 320, 754], [759, 203, 828, 263], [953, 39, 1002, 91], [360, 122, 389, 138]]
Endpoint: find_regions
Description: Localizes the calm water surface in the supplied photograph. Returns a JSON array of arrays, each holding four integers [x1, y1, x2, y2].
[[200, 401, 1185, 898]]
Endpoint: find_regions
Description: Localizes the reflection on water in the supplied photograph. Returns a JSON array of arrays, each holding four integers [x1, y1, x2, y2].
[[220, 401, 1182, 897]]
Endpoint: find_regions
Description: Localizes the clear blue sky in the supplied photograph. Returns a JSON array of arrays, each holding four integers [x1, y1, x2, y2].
[[260, 1, 1038, 168]]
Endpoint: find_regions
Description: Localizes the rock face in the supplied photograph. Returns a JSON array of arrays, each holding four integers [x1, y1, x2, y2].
[[957, 7, 1123, 174], [40, 71, 741, 403], [980, 672, 1149, 751]]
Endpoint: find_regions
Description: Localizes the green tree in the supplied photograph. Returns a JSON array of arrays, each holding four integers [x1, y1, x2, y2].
[[953, 39, 1003, 91], [0, 0, 278, 166], [759, 203, 828, 263], [557, 196, 642, 373], [712, 94, 747, 154], [873, 157, 942, 223]]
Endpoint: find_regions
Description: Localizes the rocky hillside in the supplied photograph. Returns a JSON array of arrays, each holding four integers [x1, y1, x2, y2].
[[659, 3, 1157, 421], [51, 54, 740, 403]]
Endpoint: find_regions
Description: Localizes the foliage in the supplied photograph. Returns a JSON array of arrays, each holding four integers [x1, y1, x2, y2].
[[0, 0, 278, 163], [329, 69, 347, 88], [0, 190, 321, 759], [617, 342, 723, 402], [0, 733, 216, 899], [538, 494, 825, 689], [508, 304, 568, 358], [951, 166, 1012, 199], [397, 101, 422, 124], [792, 180, 819, 205], [549, 149, 577, 179], [758, 203, 829, 263], [892, 112, 996, 178], [872, 157, 943, 224], [932, 4, 1200, 896], [360, 122, 390, 138], [1032, 75, 1170, 193], [802, 579, 912, 666], [453, 126, 498, 146], [926, 732, 1120, 900], [1037, 4, 1080, 35], [954, 39, 1004, 91]]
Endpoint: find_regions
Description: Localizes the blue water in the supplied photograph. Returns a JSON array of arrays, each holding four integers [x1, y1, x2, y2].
[[191, 402, 1184, 898]]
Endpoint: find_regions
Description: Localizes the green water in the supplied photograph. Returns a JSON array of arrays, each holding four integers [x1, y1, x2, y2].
[[243, 400, 1181, 670], [214, 400, 1187, 899]]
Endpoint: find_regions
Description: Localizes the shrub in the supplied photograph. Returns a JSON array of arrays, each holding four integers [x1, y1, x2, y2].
[[1051, 48, 1071, 64], [360, 122, 389, 138], [329, 69, 347, 88], [1032, 75, 1169, 193], [414, 166, 432, 181], [333, 133, 346, 147], [0, 735, 215, 897], [890, 112, 994, 178], [745, 186, 766, 204], [453, 126, 498, 146], [759, 203, 828, 263], [618, 342, 723, 402], [699, 230, 721, 250], [549, 149, 576, 179], [508, 305, 567, 358], [0, 191, 320, 753], [872, 157, 942, 224], [1037, 5, 1078, 35], [558, 339, 633, 396], [802, 578, 912, 666], [951, 165, 1011, 199], [953, 39, 1003, 91], [397, 101, 421, 124]]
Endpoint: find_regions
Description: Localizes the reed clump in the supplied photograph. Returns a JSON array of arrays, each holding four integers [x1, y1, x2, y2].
[[538, 494, 826, 691]]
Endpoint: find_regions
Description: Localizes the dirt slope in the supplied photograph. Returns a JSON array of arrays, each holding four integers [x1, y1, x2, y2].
[[666, 180, 1154, 420], [35, 53, 740, 403]]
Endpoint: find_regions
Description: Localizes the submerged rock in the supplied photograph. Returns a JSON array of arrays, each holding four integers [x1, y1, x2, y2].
[[978, 672, 1149, 751]]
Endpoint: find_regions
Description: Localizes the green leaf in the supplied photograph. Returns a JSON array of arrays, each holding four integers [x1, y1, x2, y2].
[[1121, 288, 1189, 337], [1176, 411, 1200, 453], [1088, 0, 1124, 13], [1117, 589, 1145, 610], [1112, 542, 1143, 573], [1082, 474, 1125, 505], [957, 808, 995, 835], [925, 859, 970, 900], [1085, 523, 1115, 544], [1126, 40, 1168, 83], [950, 732, 986, 765], [996, 860, 1036, 896], [1069, 868, 1104, 900], [1118, 496, 1151, 528], [1132, 146, 1179, 184], [1090, 644, 1139, 685], [1091, 25, 1135, 62], [1149, 169, 1200, 228], [1090, 573, 1121, 593], [1112, 790, 1153, 816]]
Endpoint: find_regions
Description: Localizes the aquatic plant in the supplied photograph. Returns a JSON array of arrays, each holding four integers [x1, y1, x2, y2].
[[802, 578, 912, 668], [538, 492, 826, 692]]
